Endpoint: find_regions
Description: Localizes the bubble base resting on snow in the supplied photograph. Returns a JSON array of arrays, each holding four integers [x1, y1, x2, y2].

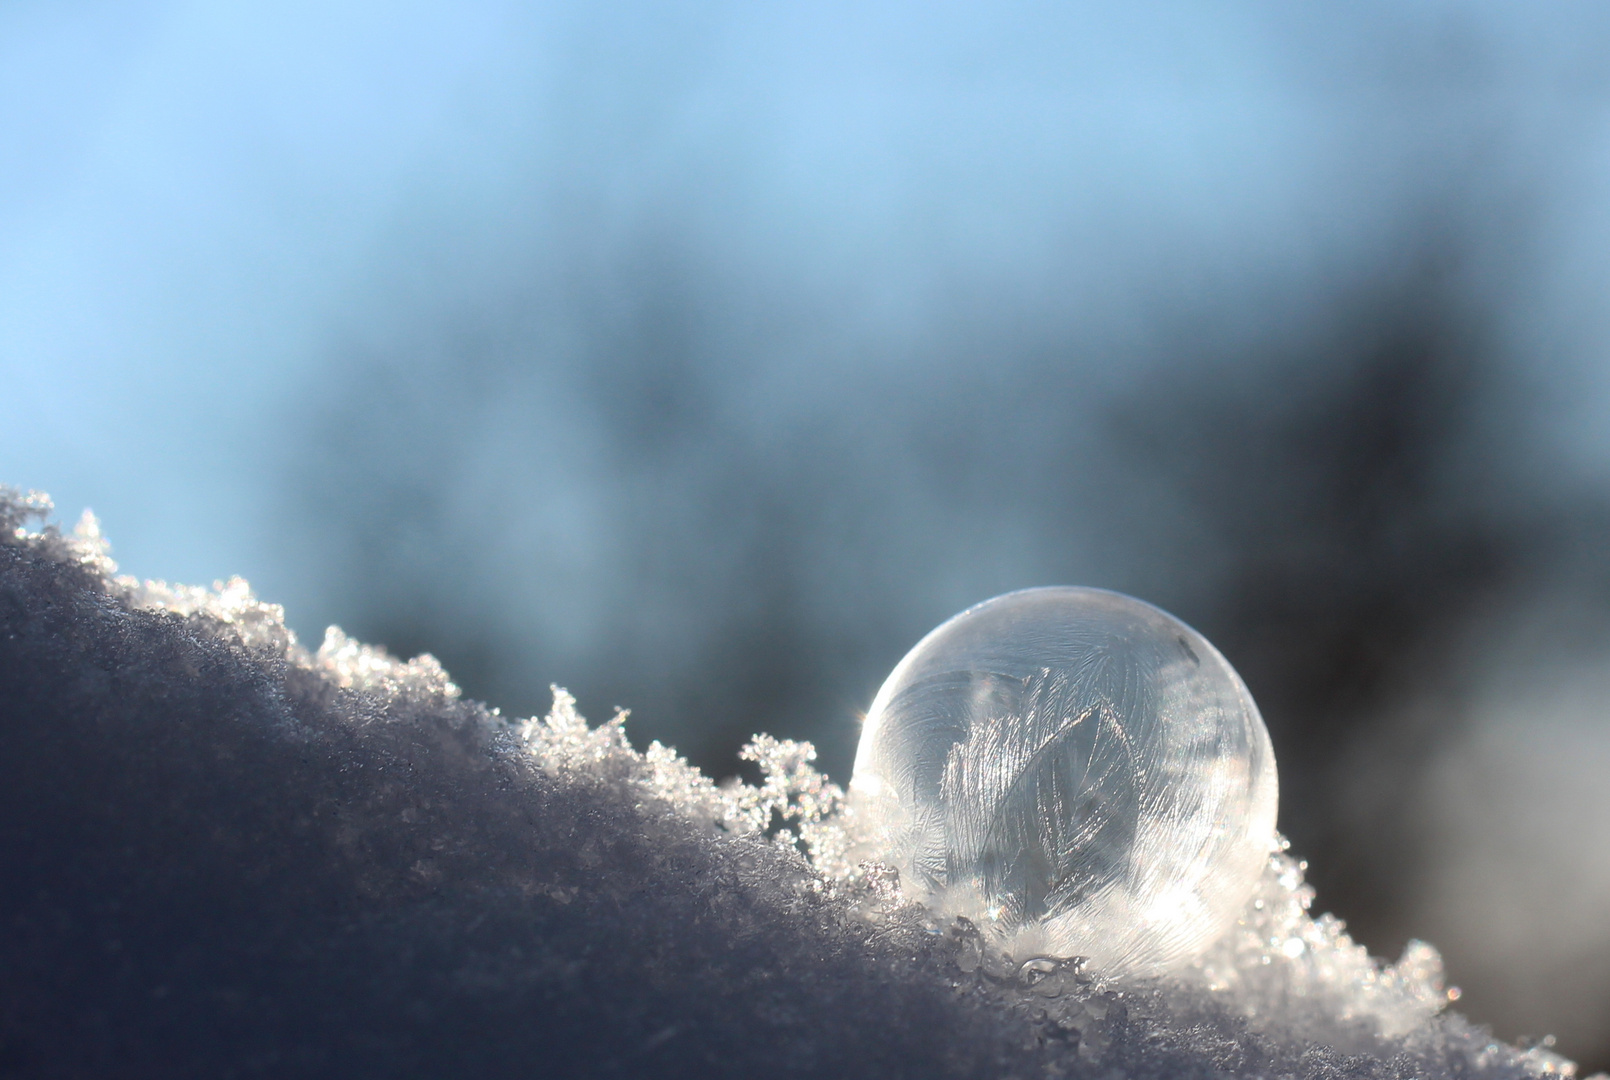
[[0, 486, 1597, 1079]]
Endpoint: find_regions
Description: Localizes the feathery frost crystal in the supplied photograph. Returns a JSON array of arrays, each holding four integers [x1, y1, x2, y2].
[[850, 587, 1279, 974]]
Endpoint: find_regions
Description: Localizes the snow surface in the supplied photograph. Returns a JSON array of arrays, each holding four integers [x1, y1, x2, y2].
[[0, 486, 1597, 1079]]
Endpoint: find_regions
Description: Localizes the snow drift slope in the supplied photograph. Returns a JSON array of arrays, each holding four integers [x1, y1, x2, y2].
[[0, 489, 1591, 1079]]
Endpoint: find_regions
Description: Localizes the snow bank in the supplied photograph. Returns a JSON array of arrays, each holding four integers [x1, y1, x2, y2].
[[0, 487, 1594, 1078]]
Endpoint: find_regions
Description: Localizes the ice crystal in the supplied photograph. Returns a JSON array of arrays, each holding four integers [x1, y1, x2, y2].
[[848, 586, 1279, 974], [520, 688, 856, 875]]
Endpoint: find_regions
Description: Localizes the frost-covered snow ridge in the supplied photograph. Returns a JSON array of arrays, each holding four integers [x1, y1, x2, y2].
[[0, 486, 1596, 1079]]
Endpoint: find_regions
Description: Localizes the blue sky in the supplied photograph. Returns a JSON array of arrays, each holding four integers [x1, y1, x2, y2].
[[9, 2, 1609, 595]]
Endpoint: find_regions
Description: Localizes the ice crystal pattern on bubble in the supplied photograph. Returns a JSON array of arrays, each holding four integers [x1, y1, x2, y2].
[[850, 587, 1280, 974]]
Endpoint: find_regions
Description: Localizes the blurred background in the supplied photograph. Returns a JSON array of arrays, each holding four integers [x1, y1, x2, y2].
[[4, 0, 1610, 1067]]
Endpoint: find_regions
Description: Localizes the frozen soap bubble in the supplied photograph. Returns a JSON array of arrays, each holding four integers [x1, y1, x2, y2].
[[850, 587, 1278, 975]]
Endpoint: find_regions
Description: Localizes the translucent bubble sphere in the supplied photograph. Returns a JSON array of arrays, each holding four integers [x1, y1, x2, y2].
[[850, 587, 1278, 975]]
